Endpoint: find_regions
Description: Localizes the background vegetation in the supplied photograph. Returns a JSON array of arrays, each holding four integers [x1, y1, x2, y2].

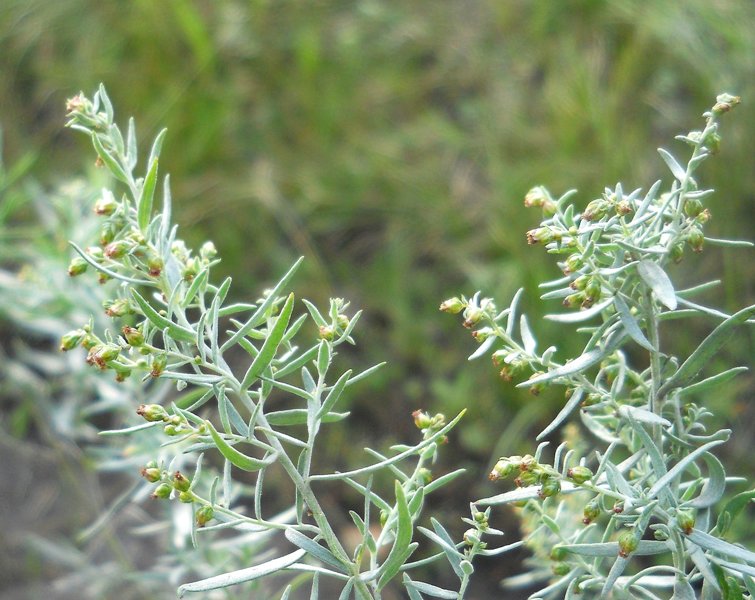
[[1, 1, 752, 597]]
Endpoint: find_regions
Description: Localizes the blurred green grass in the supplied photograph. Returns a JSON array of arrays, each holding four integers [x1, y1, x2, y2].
[[1, 1, 753, 595]]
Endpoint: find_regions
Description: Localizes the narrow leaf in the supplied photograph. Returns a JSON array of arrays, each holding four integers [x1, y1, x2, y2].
[[404, 580, 457, 599], [130, 288, 196, 342], [205, 420, 277, 472], [177, 549, 305, 597], [637, 260, 677, 310], [658, 147, 687, 181], [679, 367, 749, 398], [138, 157, 158, 231], [614, 295, 654, 351], [686, 529, 755, 564], [241, 293, 295, 389], [659, 304, 755, 397], [91, 134, 129, 183], [317, 370, 352, 419], [376, 482, 413, 591], [284, 529, 347, 573]]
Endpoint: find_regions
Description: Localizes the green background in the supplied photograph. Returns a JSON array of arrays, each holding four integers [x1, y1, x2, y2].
[[1, 1, 753, 597]]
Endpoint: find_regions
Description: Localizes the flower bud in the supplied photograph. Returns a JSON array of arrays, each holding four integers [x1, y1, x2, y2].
[[318, 325, 335, 340], [712, 93, 740, 115], [172, 471, 191, 492], [337, 314, 350, 329], [562, 253, 583, 275], [86, 343, 120, 368], [462, 307, 483, 328], [141, 466, 162, 482], [618, 530, 638, 558], [67, 257, 89, 277], [122, 325, 144, 346], [439, 297, 464, 314], [526, 227, 561, 245], [182, 257, 200, 281], [514, 470, 539, 487], [676, 510, 695, 535], [103, 298, 133, 317], [538, 477, 561, 498], [563, 292, 585, 309], [670, 243, 685, 263], [684, 198, 703, 218], [583, 498, 601, 524], [60, 328, 87, 351], [685, 227, 704, 253], [471, 327, 493, 343], [113, 365, 132, 382], [417, 468, 433, 484], [696, 208, 711, 224], [550, 546, 568, 561], [200, 241, 217, 260], [150, 353, 167, 378], [489, 458, 516, 481], [147, 254, 163, 277], [137, 404, 169, 422], [151, 483, 172, 499], [196, 504, 214, 527], [552, 562, 571, 576], [94, 195, 117, 216], [615, 200, 633, 216], [104, 240, 130, 259], [582, 199, 610, 221], [412, 410, 432, 429], [463, 528, 480, 546], [567, 466, 594, 484], [178, 491, 194, 503], [524, 186, 549, 208], [99, 222, 118, 246]]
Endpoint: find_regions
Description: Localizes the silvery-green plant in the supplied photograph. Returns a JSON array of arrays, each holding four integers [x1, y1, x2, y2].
[[61, 86, 518, 599], [443, 94, 754, 598], [0, 146, 300, 598]]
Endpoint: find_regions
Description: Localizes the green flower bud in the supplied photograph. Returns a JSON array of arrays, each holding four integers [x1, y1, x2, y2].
[[696, 208, 711, 224], [615, 200, 633, 216], [676, 510, 695, 535], [670, 243, 685, 263], [567, 466, 594, 484], [417, 468, 433, 485], [103, 298, 133, 318], [552, 562, 571, 576], [379, 509, 388, 527], [178, 491, 194, 503], [93, 195, 117, 216], [172, 471, 191, 492], [182, 257, 200, 281], [514, 470, 539, 487], [583, 498, 601, 524], [147, 254, 163, 277], [684, 198, 703, 218], [550, 546, 568, 561], [526, 227, 561, 245], [562, 253, 583, 275], [151, 483, 172, 499], [439, 297, 465, 314], [471, 327, 493, 343], [524, 186, 549, 208], [136, 404, 169, 422], [473, 511, 488, 527], [582, 199, 610, 221], [337, 314, 350, 330], [113, 365, 132, 382], [196, 504, 214, 527], [685, 227, 704, 253], [104, 240, 130, 259], [141, 466, 162, 482], [318, 325, 335, 340], [653, 528, 669, 541], [412, 409, 432, 429], [122, 325, 144, 346], [150, 353, 167, 378], [489, 458, 516, 481], [67, 257, 89, 277], [60, 328, 87, 351], [538, 477, 561, 498], [86, 343, 120, 369], [618, 530, 638, 558], [563, 292, 585, 309], [463, 528, 480, 546], [462, 307, 483, 329], [200, 241, 217, 260], [712, 93, 740, 115], [99, 221, 118, 246], [86, 246, 104, 261]]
